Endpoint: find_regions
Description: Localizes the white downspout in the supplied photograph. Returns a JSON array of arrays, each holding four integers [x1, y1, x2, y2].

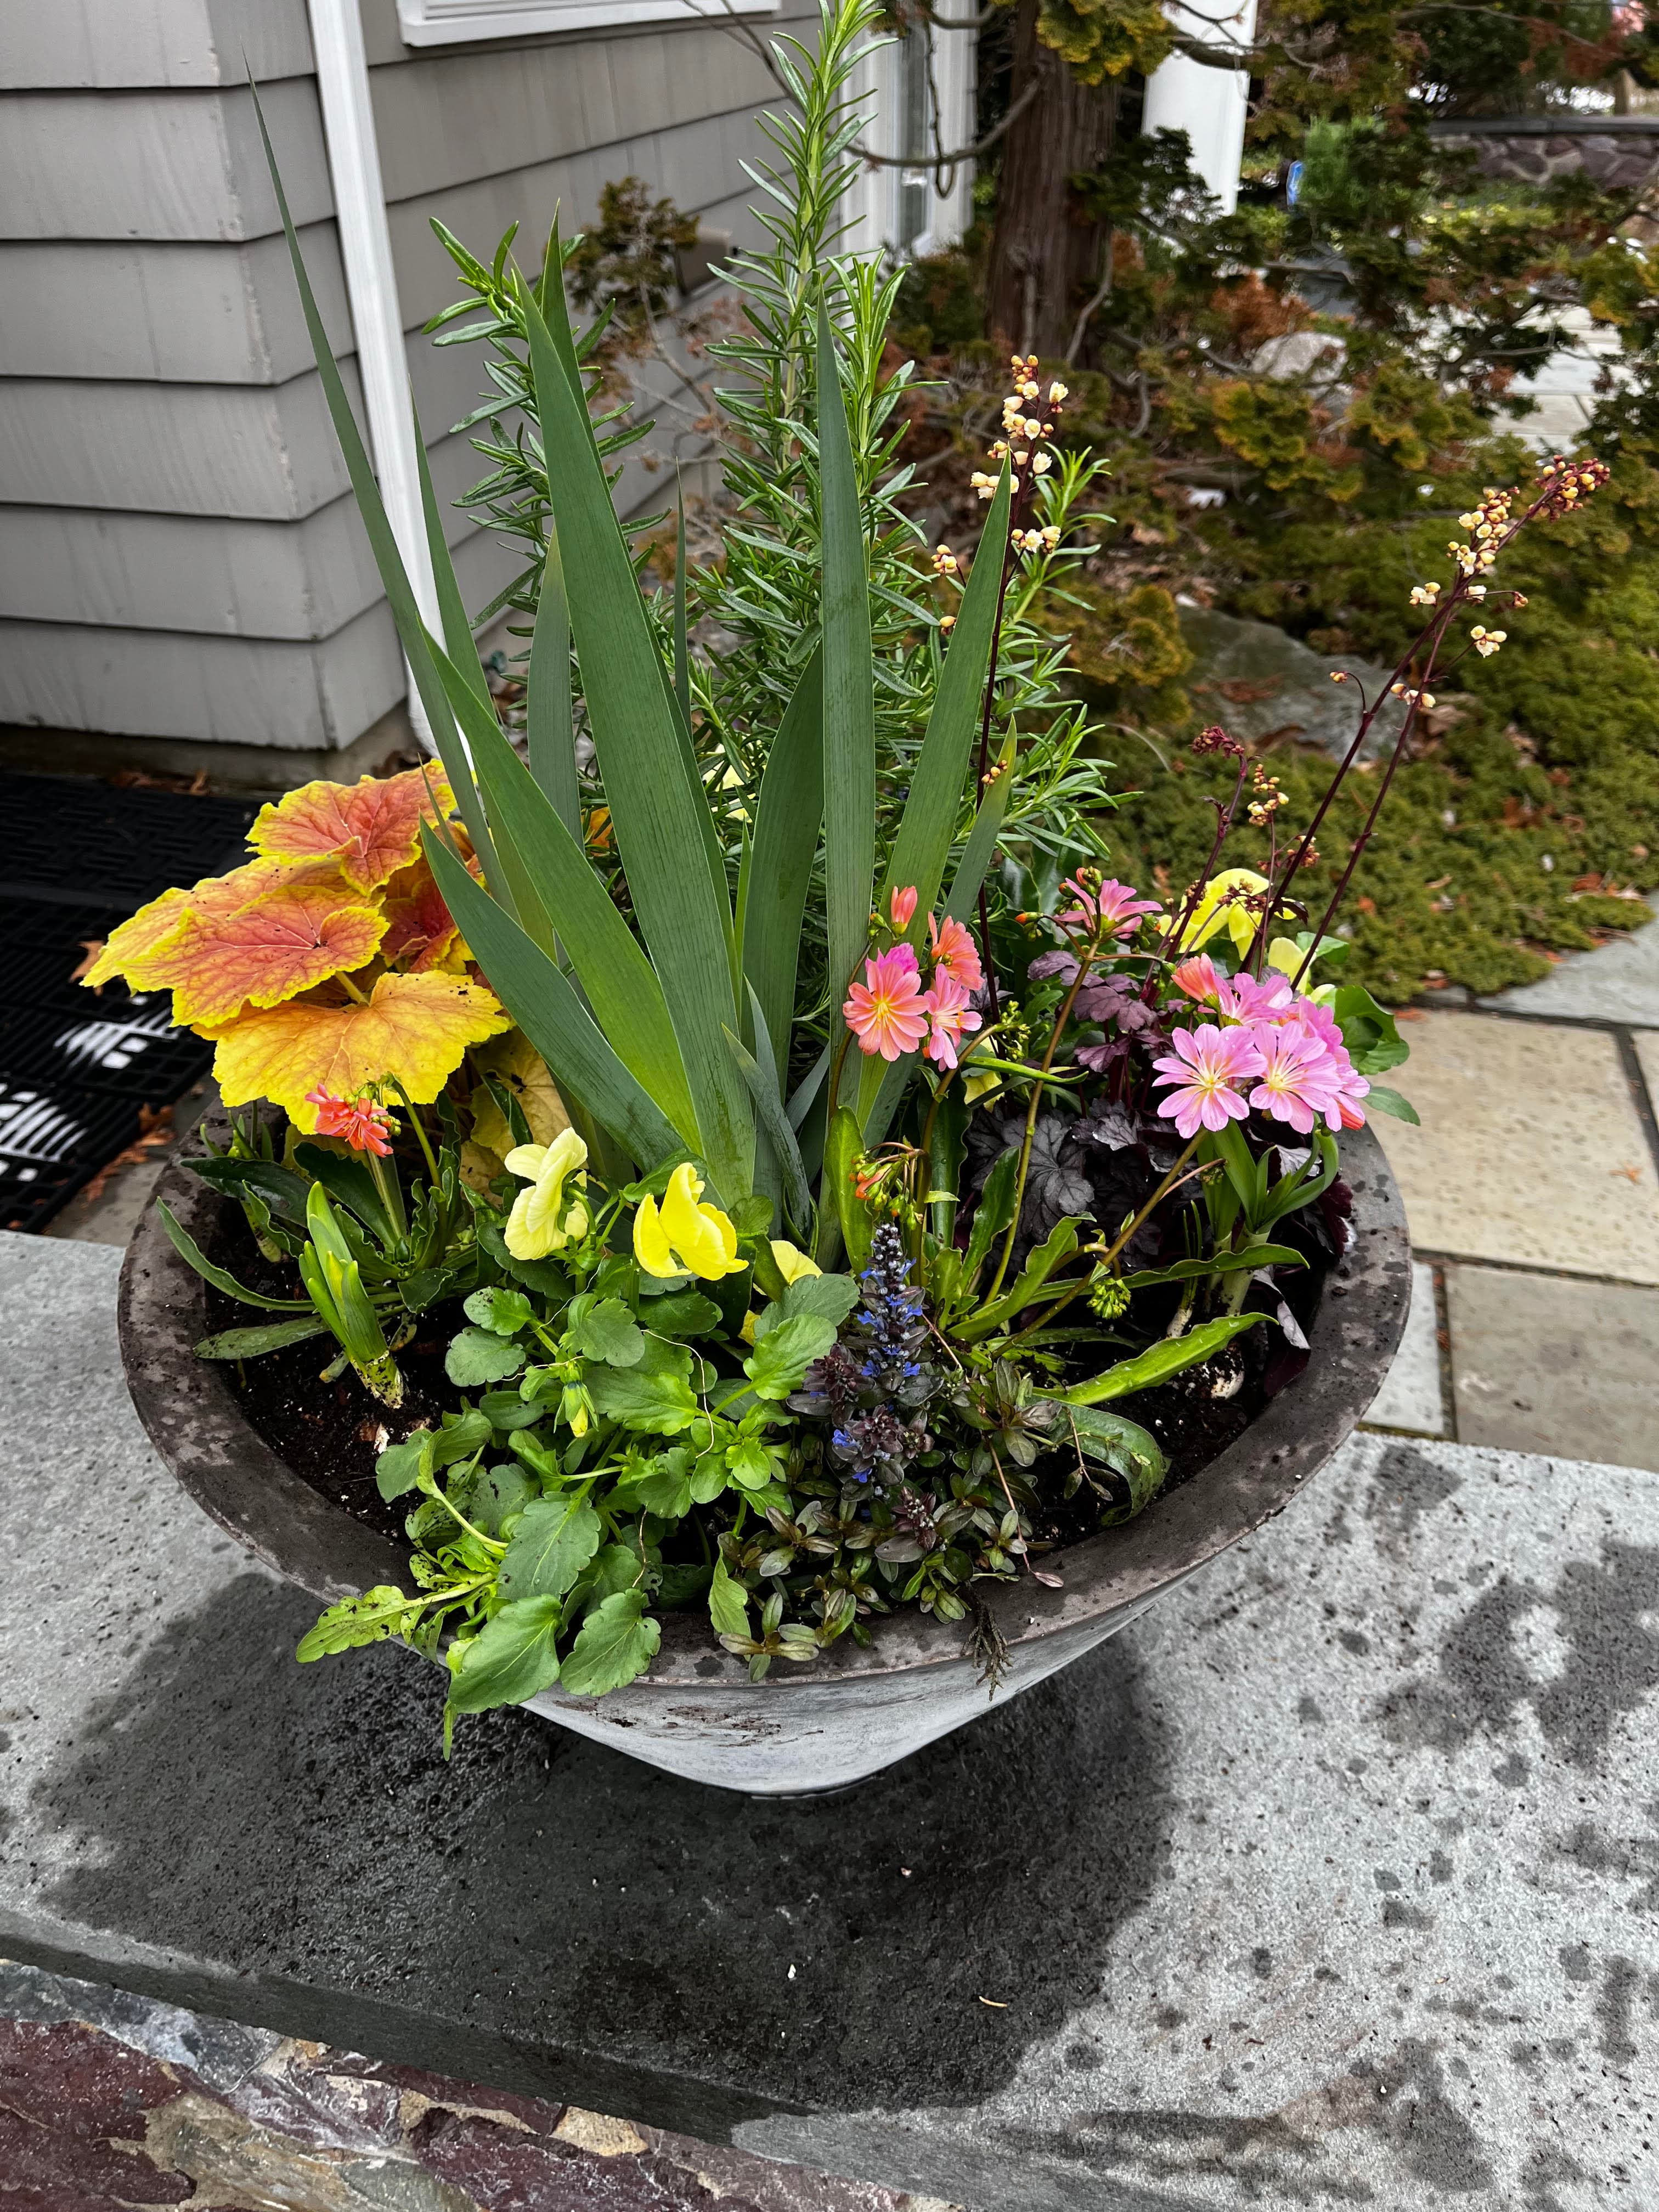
[[1141, 0, 1258, 216], [306, 0, 440, 749]]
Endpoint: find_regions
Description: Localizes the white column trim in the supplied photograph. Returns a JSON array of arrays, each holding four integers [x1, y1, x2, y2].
[[306, 0, 439, 746]]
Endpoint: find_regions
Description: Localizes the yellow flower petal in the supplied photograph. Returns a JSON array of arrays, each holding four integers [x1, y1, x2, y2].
[[770, 1239, 821, 1285], [1177, 867, 1272, 953], [504, 1143, 548, 1180], [658, 1163, 744, 1280], [633, 1194, 679, 1279]]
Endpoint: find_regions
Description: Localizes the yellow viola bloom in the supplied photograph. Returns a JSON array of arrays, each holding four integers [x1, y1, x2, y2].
[[633, 1161, 746, 1280], [503, 1129, 589, 1260], [769, 1240, 821, 1285]]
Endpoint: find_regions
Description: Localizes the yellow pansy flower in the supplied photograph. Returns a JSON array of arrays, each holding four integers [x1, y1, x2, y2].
[[503, 1129, 589, 1260], [769, 1240, 821, 1285], [1177, 867, 1273, 958], [633, 1161, 746, 1280]]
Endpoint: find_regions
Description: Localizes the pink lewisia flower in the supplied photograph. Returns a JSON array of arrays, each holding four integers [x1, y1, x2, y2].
[[845, 946, 929, 1061], [1282, 996, 1370, 1129], [1246, 1023, 1341, 1135], [928, 911, 985, 994], [306, 1085, 395, 1156], [922, 972, 983, 1070], [1220, 969, 1296, 1024], [1170, 953, 1223, 1005], [889, 884, 918, 932], [1059, 876, 1164, 937], [1151, 1024, 1265, 1139]]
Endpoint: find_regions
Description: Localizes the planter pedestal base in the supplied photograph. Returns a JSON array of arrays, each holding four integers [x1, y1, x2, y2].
[[3, 1229, 1655, 2209]]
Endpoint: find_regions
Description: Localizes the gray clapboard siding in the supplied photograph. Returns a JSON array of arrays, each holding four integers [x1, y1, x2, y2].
[[0, 527, 510, 752], [0, 338, 486, 520], [0, 433, 501, 641], [0, 76, 330, 242], [3, 0, 810, 770], [0, 0, 312, 92], [0, 227, 352, 385]]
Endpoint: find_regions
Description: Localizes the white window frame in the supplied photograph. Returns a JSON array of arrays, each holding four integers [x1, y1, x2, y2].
[[842, 20, 974, 260], [396, 0, 777, 43]]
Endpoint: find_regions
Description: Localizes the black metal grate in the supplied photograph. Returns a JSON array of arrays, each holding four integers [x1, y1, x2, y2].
[[0, 774, 260, 1229]]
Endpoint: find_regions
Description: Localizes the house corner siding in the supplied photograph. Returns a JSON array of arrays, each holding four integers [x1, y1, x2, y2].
[[0, 0, 804, 778]]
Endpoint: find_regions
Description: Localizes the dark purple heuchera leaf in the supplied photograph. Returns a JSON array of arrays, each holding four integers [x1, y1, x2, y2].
[[1023, 1116, 1095, 1234], [1027, 949, 1079, 984], [1071, 1101, 1139, 1153]]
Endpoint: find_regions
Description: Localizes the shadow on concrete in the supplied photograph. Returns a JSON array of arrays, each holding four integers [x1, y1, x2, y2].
[[32, 1572, 1176, 2114]]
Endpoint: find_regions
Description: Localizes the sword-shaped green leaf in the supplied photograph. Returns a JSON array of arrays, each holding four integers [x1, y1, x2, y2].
[[422, 827, 686, 1172], [519, 283, 753, 1201], [876, 463, 1010, 929], [528, 520, 579, 840], [741, 648, 823, 1091], [427, 641, 701, 1144], [817, 304, 874, 1098]]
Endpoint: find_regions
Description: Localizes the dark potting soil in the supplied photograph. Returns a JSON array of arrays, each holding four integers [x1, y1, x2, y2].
[[200, 1172, 1335, 1569]]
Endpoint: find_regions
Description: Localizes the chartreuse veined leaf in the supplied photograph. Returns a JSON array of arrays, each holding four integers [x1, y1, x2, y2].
[[1056, 1311, 1273, 1407], [251, 91, 496, 885], [498, 1493, 602, 1600], [518, 281, 753, 1205], [422, 826, 686, 1173], [817, 304, 875, 1104], [426, 635, 701, 1144]]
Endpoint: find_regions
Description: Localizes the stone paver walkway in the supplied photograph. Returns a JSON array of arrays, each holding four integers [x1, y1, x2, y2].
[[1364, 930, 1659, 1472]]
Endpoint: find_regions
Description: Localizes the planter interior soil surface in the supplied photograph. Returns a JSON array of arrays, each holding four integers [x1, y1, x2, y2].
[[200, 1170, 1344, 1577]]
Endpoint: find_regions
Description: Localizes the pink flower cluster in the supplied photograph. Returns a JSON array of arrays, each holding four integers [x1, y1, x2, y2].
[[1151, 956, 1369, 1141], [844, 898, 986, 1069]]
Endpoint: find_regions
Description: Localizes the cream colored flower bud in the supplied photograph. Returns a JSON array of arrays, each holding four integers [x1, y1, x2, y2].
[[1032, 451, 1052, 474], [1049, 380, 1068, 404]]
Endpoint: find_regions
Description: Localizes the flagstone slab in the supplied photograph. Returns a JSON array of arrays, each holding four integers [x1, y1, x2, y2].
[[1637, 1028, 1659, 1118], [1, 1231, 1656, 2211], [1362, 1258, 1450, 1437], [1477, 918, 1659, 1028], [1368, 1008, 1659, 1284], [1446, 1262, 1659, 1473]]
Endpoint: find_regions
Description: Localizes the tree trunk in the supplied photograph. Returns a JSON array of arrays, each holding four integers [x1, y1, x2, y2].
[[985, 0, 1116, 360]]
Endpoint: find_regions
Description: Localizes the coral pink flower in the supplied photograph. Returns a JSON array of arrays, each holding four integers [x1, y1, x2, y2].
[[1151, 1024, 1265, 1139], [306, 1085, 395, 1156], [921, 973, 983, 1070], [1246, 1023, 1341, 1135], [928, 911, 985, 994], [845, 946, 929, 1060], [1170, 953, 1223, 1004], [889, 884, 918, 932], [1059, 876, 1164, 937]]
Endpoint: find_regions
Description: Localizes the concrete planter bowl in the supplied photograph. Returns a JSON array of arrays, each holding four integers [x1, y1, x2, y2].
[[120, 1128, 1409, 1796]]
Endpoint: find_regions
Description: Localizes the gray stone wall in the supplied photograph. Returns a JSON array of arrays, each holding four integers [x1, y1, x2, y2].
[[1429, 114, 1659, 193], [0, 0, 802, 782]]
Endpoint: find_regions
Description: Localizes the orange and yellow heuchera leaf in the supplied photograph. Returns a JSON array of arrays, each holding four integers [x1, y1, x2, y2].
[[209, 970, 511, 1129], [166, 885, 388, 1029], [84, 856, 358, 994], [80, 886, 193, 991], [247, 766, 456, 894], [377, 860, 461, 974]]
